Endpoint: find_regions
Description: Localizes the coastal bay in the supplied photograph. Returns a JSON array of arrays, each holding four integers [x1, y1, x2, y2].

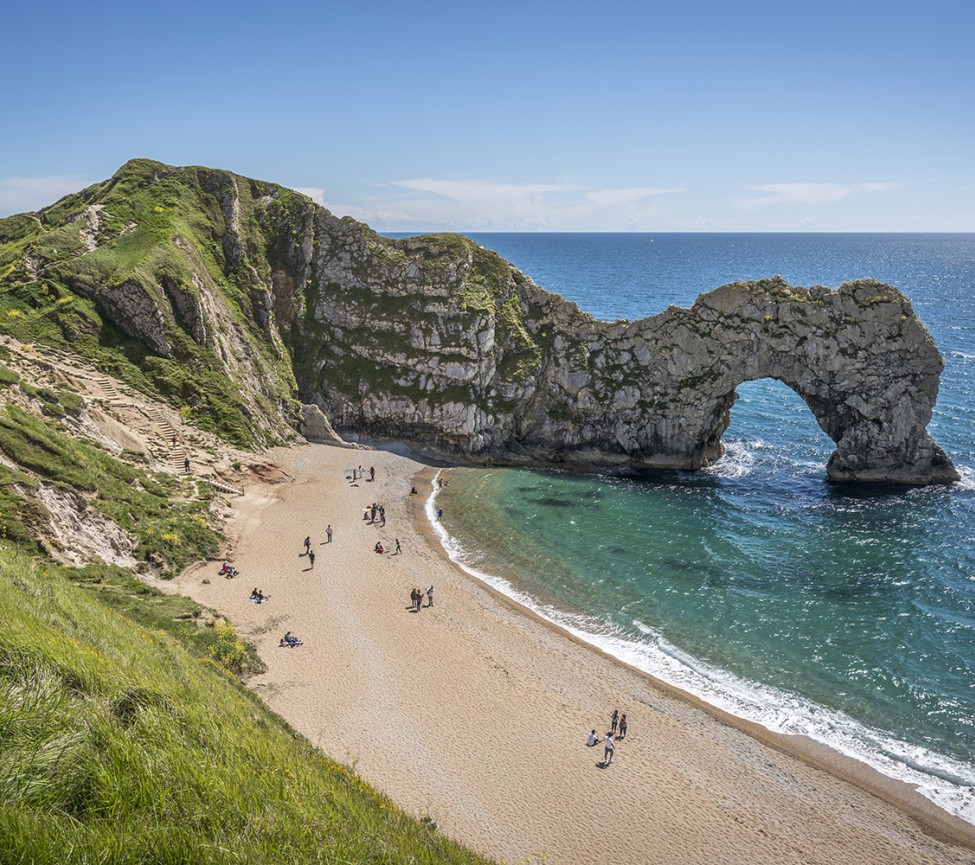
[[173, 443, 975, 865]]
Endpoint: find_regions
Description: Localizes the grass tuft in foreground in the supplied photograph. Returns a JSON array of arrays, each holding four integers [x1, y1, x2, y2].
[[0, 550, 492, 865]]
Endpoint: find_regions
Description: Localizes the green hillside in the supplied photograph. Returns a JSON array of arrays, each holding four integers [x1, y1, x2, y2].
[[0, 549, 489, 865], [0, 330, 492, 863]]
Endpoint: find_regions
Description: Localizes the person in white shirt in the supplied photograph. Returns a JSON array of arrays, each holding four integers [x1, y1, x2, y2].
[[587, 729, 598, 747], [603, 733, 615, 764]]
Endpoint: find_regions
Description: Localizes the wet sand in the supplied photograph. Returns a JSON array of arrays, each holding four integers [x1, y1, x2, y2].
[[174, 443, 975, 865]]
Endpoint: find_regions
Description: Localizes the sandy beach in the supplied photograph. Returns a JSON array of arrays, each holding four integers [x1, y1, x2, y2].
[[173, 443, 975, 865]]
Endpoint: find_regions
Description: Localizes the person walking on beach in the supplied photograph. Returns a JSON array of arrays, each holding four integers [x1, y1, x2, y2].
[[326, 524, 333, 543], [618, 713, 628, 740], [369, 466, 375, 482], [395, 538, 401, 554], [437, 508, 443, 521], [426, 585, 434, 607], [410, 588, 418, 610], [610, 709, 619, 735], [308, 550, 315, 568], [303, 536, 311, 555], [603, 733, 615, 765]]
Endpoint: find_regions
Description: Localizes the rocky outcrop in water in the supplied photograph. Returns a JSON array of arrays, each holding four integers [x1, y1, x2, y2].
[[0, 160, 957, 484]]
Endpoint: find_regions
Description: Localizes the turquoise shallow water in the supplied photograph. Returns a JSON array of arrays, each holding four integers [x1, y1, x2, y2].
[[390, 233, 975, 821]]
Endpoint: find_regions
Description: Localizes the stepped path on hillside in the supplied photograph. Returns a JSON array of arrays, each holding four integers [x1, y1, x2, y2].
[[0, 337, 244, 497]]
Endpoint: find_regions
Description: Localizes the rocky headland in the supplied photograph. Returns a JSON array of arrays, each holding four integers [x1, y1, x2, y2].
[[0, 159, 957, 484]]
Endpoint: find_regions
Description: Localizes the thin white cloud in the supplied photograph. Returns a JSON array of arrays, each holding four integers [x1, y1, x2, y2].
[[388, 178, 578, 202], [584, 187, 682, 207], [738, 182, 897, 211], [331, 177, 685, 231], [291, 186, 326, 206], [0, 175, 91, 216]]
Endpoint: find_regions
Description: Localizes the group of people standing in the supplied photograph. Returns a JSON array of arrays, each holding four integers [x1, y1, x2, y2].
[[299, 525, 334, 568], [587, 708, 628, 765], [364, 502, 386, 526], [350, 465, 376, 483], [410, 586, 434, 611]]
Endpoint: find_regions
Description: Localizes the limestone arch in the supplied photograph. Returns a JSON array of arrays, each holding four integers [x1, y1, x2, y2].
[[702, 375, 864, 476], [616, 278, 957, 484]]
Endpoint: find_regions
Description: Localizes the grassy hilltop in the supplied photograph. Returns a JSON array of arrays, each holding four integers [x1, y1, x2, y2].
[[0, 158, 540, 460], [0, 159, 525, 454], [0, 159, 307, 449]]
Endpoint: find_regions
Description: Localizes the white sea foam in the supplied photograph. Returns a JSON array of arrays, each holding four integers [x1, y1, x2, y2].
[[426, 474, 975, 825], [956, 466, 975, 492], [703, 440, 756, 478]]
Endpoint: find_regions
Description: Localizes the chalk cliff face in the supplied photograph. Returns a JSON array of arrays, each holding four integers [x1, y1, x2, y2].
[[0, 160, 958, 484]]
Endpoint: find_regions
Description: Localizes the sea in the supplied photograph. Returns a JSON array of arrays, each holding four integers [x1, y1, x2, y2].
[[389, 232, 975, 823]]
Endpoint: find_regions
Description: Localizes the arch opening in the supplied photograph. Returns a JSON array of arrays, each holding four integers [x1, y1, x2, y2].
[[713, 378, 836, 479]]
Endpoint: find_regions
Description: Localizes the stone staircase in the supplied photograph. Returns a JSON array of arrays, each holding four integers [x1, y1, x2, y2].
[[16, 341, 245, 496], [144, 406, 243, 494], [94, 375, 134, 409]]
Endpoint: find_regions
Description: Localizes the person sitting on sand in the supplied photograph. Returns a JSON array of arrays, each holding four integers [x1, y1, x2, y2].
[[279, 631, 301, 647], [374, 542, 384, 554], [250, 587, 260, 599], [587, 729, 599, 747]]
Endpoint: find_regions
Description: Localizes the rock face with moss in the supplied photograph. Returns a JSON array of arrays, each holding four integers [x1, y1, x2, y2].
[[289, 224, 956, 483], [0, 160, 957, 484]]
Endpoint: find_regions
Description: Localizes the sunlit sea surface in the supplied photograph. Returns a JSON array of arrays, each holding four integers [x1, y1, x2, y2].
[[391, 233, 975, 822]]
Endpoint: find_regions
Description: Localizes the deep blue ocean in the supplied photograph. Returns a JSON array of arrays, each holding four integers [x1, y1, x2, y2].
[[392, 232, 975, 822]]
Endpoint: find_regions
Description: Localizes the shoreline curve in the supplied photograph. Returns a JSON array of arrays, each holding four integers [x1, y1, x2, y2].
[[172, 443, 975, 864]]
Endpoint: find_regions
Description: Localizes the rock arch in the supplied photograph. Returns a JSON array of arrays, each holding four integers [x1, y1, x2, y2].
[[577, 278, 959, 484]]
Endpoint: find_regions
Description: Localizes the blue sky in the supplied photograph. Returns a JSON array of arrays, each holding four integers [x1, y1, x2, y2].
[[2, 0, 972, 231]]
